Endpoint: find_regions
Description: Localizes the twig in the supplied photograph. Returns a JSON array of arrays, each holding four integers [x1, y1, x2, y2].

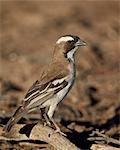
[[91, 144, 120, 150], [88, 129, 120, 146], [0, 123, 80, 150]]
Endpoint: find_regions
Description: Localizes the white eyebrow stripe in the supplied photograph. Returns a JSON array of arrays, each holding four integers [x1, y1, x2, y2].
[[56, 36, 74, 44]]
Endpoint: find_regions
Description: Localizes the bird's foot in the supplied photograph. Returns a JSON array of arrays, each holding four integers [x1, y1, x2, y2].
[[43, 113, 51, 126], [54, 128, 66, 136], [49, 128, 66, 137], [43, 120, 51, 127]]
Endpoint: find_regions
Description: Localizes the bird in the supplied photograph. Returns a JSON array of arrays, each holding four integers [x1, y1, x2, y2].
[[4, 35, 86, 135]]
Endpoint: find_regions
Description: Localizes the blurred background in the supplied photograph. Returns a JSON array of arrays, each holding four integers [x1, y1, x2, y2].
[[0, 0, 119, 149]]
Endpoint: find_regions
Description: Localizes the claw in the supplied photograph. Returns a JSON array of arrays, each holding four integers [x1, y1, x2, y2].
[[49, 128, 66, 137], [43, 120, 51, 126], [55, 128, 66, 136]]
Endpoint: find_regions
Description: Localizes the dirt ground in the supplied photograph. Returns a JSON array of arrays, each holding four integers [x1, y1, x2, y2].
[[0, 1, 120, 150]]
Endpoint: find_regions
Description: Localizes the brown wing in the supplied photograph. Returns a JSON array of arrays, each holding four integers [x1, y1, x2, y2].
[[22, 62, 69, 110], [39, 61, 69, 84]]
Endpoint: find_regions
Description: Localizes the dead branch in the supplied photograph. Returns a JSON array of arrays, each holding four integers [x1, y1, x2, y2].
[[91, 144, 120, 150], [88, 129, 120, 146], [0, 123, 80, 150]]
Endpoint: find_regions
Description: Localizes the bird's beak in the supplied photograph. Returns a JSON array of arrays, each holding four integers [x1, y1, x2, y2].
[[75, 40, 86, 47]]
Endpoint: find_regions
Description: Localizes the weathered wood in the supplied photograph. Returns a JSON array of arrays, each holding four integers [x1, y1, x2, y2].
[[1, 123, 80, 150], [91, 144, 120, 150]]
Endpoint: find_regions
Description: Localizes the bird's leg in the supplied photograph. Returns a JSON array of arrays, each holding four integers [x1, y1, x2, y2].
[[47, 105, 66, 136], [40, 108, 51, 126], [49, 117, 66, 136], [40, 108, 45, 124], [43, 113, 51, 126]]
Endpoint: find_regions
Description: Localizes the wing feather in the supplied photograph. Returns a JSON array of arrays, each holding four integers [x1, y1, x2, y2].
[[23, 62, 69, 110]]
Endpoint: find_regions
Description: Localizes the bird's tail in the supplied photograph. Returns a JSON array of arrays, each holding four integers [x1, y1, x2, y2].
[[4, 106, 26, 132]]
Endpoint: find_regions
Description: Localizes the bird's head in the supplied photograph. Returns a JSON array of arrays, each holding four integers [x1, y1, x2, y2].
[[53, 35, 86, 61]]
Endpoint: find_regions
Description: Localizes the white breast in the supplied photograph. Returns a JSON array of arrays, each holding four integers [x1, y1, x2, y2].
[[57, 63, 76, 103], [57, 79, 73, 102]]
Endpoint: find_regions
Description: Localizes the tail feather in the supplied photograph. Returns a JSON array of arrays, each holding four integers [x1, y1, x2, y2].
[[4, 106, 26, 132]]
